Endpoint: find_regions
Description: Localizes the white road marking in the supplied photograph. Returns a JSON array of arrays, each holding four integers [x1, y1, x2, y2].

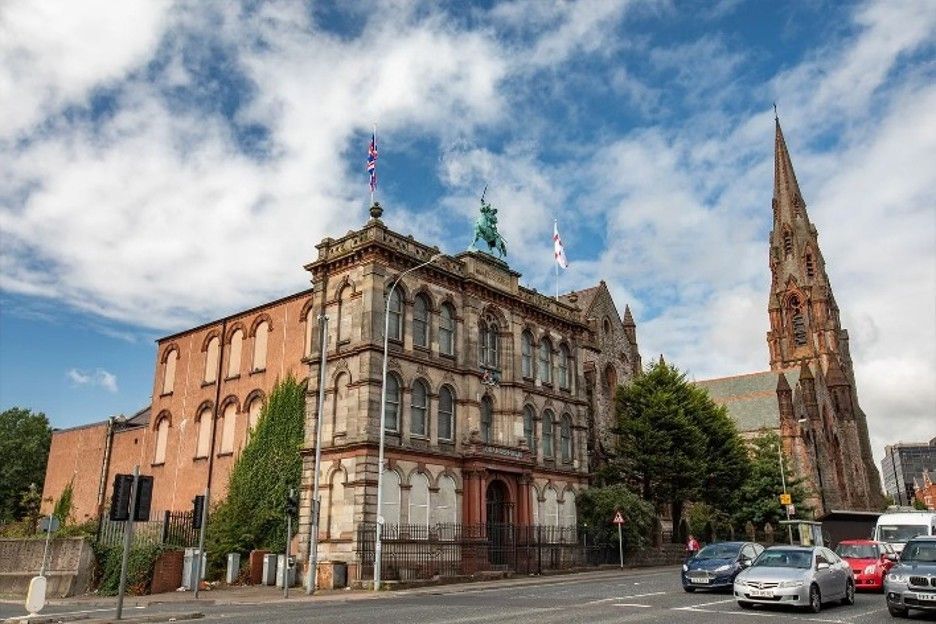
[[585, 591, 668, 604], [613, 603, 653, 608], [673, 597, 735, 609], [677, 607, 853, 623]]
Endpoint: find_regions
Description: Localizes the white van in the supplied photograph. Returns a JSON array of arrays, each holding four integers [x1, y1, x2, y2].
[[873, 511, 936, 553]]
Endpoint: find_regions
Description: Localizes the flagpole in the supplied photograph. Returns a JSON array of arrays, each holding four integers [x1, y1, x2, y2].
[[370, 123, 377, 206], [554, 219, 559, 301]]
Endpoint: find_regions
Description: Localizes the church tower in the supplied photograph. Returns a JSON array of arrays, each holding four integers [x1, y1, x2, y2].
[[766, 114, 884, 510]]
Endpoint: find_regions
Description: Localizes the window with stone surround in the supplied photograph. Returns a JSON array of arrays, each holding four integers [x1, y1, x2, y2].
[[204, 336, 220, 383], [558, 344, 570, 389], [381, 471, 401, 525], [542, 410, 555, 458], [560, 414, 573, 462], [413, 294, 430, 348], [523, 405, 535, 450], [538, 338, 553, 384], [327, 470, 346, 538], [805, 253, 815, 279], [387, 288, 404, 342], [521, 331, 534, 378], [783, 229, 794, 257], [153, 413, 170, 465], [161, 348, 178, 395], [410, 379, 428, 437], [543, 487, 559, 527], [480, 395, 493, 443], [385, 373, 401, 432], [562, 492, 576, 529], [479, 316, 499, 368], [439, 303, 455, 356], [303, 307, 315, 357], [336, 285, 351, 343], [434, 475, 457, 525], [438, 386, 455, 442], [789, 295, 807, 346], [409, 472, 430, 528]]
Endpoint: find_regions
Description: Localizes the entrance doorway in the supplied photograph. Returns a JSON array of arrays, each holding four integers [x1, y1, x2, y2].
[[485, 479, 514, 566], [485, 479, 511, 525]]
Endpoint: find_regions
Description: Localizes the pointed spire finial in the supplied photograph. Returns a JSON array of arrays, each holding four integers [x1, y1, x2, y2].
[[773, 102, 778, 120]]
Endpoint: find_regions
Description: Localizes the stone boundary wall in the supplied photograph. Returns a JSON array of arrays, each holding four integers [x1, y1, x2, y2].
[[0, 537, 94, 597]]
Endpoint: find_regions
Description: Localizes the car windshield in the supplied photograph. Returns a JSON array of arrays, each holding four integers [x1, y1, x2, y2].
[[901, 542, 936, 563], [879, 525, 929, 543], [835, 544, 877, 559], [752, 549, 812, 569], [694, 543, 741, 560]]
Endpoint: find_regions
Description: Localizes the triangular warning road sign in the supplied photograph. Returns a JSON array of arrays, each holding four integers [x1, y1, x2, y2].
[[612, 511, 625, 524]]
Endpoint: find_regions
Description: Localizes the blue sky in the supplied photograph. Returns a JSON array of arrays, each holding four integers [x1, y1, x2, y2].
[[1, 1, 934, 468]]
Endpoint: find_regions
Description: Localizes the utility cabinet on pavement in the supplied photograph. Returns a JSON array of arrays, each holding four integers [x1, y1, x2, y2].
[[226, 553, 241, 584], [276, 555, 296, 588], [261, 553, 278, 586], [182, 548, 206, 591]]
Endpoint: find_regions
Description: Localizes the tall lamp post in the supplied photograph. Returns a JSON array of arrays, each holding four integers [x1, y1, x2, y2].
[[374, 253, 441, 591], [777, 443, 793, 545]]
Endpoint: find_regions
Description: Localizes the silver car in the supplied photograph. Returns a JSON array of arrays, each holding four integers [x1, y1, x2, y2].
[[734, 545, 855, 613]]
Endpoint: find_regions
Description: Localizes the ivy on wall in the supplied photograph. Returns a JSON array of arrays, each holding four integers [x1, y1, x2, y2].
[[205, 375, 305, 576]]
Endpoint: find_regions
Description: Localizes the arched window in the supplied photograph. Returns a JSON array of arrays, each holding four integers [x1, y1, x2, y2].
[[227, 329, 243, 378], [479, 316, 499, 367], [332, 372, 349, 440], [562, 492, 577, 529], [439, 303, 455, 356], [303, 306, 315, 357], [409, 473, 430, 528], [154, 414, 170, 464], [380, 471, 401, 526], [605, 364, 617, 398], [543, 488, 559, 527], [385, 374, 401, 432], [162, 348, 178, 395], [204, 336, 220, 383], [603, 318, 612, 336], [521, 331, 534, 378], [219, 402, 237, 454], [246, 396, 262, 442], [789, 295, 807, 346], [328, 470, 346, 538], [805, 253, 815, 279], [336, 285, 351, 343], [783, 229, 794, 257], [558, 344, 570, 389], [434, 475, 458, 525], [413, 294, 430, 348], [410, 380, 428, 437], [195, 407, 213, 458], [523, 406, 535, 450], [387, 288, 404, 341], [538, 338, 553, 384], [560, 414, 573, 462], [480, 396, 493, 443], [530, 488, 540, 525], [252, 321, 268, 372], [438, 386, 455, 442], [542, 410, 555, 458]]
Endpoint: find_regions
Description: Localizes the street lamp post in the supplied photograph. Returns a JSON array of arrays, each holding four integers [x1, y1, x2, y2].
[[777, 443, 793, 545], [374, 254, 441, 591]]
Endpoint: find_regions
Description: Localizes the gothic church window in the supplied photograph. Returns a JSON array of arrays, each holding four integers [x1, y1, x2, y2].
[[480, 396, 493, 443], [410, 380, 428, 437], [387, 289, 404, 341], [805, 253, 815, 279], [521, 331, 534, 378], [438, 386, 455, 442], [385, 374, 401, 432], [783, 230, 794, 257], [605, 364, 617, 398], [413, 294, 430, 348], [439, 303, 455, 356], [789, 295, 808, 346]]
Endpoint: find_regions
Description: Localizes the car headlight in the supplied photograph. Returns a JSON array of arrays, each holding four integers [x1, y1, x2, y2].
[[714, 564, 732, 573], [778, 580, 804, 589], [888, 572, 907, 583], [863, 564, 877, 575], [682, 564, 688, 572]]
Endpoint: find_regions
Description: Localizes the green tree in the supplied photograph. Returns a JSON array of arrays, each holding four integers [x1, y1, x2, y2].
[[732, 430, 811, 528], [609, 360, 749, 538], [53, 478, 75, 525], [205, 376, 305, 575], [0, 408, 52, 524], [576, 484, 656, 555]]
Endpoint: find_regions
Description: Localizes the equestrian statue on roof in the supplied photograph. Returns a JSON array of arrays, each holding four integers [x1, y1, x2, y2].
[[469, 186, 507, 258]]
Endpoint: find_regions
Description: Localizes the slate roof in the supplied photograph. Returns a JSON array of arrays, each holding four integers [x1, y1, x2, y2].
[[559, 284, 601, 313], [694, 369, 799, 433]]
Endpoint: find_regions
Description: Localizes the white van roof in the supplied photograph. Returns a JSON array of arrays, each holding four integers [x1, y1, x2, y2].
[[876, 512, 936, 524]]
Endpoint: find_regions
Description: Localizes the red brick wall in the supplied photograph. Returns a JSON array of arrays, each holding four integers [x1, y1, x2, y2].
[[150, 549, 183, 594], [41, 423, 108, 521]]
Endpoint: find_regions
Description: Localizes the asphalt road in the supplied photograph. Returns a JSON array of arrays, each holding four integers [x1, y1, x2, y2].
[[4, 568, 934, 624]]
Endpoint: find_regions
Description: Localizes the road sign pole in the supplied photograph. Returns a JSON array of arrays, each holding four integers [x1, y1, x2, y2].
[[115, 465, 139, 621], [617, 523, 624, 569]]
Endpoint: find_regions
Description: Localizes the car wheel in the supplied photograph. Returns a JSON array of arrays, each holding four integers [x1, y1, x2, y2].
[[887, 604, 908, 618], [841, 579, 855, 605], [807, 584, 821, 613], [683, 586, 695, 592], [738, 601, 753, 610]]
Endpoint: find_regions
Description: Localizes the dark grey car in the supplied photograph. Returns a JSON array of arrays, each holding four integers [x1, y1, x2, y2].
[[885, 536, 936, 618]]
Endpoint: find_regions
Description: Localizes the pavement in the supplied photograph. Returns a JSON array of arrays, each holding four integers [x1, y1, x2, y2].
[[4, 567, 639, 623]]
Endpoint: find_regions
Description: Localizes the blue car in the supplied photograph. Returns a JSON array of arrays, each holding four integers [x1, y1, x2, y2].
[[682, 541, 765, 592]]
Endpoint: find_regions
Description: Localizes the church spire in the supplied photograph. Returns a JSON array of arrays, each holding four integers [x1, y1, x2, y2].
[[773, 114, 806, 224]]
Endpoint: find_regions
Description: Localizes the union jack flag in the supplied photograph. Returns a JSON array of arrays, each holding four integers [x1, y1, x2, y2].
[[367, 131, 378, 192]]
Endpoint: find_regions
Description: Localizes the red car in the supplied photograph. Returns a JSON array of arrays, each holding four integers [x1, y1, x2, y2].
[[834, 539, 897, 591]]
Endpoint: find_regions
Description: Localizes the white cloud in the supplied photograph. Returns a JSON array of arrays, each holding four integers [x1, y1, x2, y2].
[[66, 368, 119, 393]]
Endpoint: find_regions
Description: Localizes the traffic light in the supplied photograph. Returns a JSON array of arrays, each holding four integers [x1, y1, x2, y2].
[[285, 491, 299, 516], [192, 495, 205, 529], [134, 476, 153, 521], [109, 474, 133, 521]]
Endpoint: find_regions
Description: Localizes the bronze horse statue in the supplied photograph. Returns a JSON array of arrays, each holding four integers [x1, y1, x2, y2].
[[470, 188, 507, 258]]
